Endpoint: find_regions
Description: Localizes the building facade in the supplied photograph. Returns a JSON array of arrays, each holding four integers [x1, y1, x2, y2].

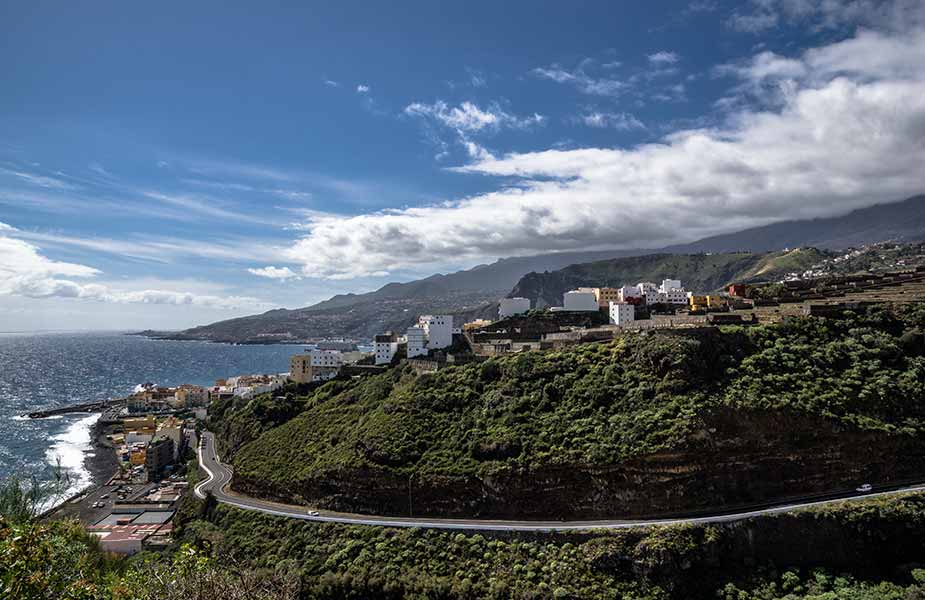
[[405, 326, 427, 358], [609, 301, 635, 325], [145, 436, 174, 482], [374, 332, 400, 365], [419, 315, 453, 350], [289, 350, 344, 383]]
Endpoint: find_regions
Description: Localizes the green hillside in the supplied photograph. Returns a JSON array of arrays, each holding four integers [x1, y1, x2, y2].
[[509, 248, 829, 308], [226, 304, 925, 519]]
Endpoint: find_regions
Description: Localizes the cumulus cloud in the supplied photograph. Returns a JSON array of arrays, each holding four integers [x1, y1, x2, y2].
[[356, 84, 370, 93], [0, 227, 264, 309], [280, 25, 925, 280], [248, 266, 299, 280], [648, 51, 679, 64]]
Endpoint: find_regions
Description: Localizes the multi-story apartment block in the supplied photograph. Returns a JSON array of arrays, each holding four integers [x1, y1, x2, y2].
[[374, 332, 400, 365], [419, 315, 453, 350], [609, 301, 635, 325]]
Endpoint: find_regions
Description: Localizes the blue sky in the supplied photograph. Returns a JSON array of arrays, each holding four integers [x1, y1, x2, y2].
[[2, 0, 925, 330]]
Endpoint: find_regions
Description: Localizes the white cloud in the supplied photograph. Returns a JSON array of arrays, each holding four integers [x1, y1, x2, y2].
[[576, 111, 646, 130], [404, 101, 544, 160], [248, 266, 299, 280], [324, 79, 339, 87], [0, 226, 266, 309], [532, 64, 626, 96], [281, 26, 925, 280], [648, 51, 679, 64], [404, 101, 544, 132], [0, 167, 78, 190], [356, 84, 370, 93]]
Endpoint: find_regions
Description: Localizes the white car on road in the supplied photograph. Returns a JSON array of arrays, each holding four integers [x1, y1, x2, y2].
[[307, 510, 320, 517], [856, 483, 873, 493]]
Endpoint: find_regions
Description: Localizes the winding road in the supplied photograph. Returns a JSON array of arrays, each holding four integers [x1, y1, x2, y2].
[[195, 431, 925, 532]]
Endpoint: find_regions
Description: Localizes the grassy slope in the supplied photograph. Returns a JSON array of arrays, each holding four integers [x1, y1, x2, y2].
[[231, 305, 925, 494]]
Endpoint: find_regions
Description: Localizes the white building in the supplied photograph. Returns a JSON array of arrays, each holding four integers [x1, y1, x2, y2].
[[649, 279, 687, 304], [405, 326, 427, 358], [659, 279, 682, 293], [660, 288, 688, 305], [499, 297, 531, 318], [609, 301, 635, 325], [289, 350, 344, 383], [374, 332, 400, 365], [419, 315, 453, 350], [636, 282, 660, 305], [562, 290, 599, 312], [617, 285, 641, 302]]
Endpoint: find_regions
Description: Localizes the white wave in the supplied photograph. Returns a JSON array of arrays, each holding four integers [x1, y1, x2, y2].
[[42, 413, 100, 509]]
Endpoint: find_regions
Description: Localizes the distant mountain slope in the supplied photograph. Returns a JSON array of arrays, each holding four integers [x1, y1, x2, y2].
[[155, 194, 925, 343], [660, 194, 925, 254], [511, 248, 829, 308]]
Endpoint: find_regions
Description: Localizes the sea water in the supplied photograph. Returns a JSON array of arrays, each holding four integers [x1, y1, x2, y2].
[[0, 331, 308, 501]]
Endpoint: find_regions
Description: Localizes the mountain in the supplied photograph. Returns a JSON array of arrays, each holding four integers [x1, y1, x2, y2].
[[153, 194, 925, 343], [510, 248, 829, 308]]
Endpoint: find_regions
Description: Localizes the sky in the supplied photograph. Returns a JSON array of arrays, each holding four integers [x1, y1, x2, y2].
[[2, 0, 925, 331]]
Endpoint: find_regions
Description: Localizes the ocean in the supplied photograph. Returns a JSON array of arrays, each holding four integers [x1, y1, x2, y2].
[[0, 331, 308, 500]]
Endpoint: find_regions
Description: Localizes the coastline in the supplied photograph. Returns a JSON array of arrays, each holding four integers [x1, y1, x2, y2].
[[88, 417, 119, 487]]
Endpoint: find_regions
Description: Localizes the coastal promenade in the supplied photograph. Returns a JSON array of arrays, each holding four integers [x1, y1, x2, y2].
[[196, 431, 925, 532]]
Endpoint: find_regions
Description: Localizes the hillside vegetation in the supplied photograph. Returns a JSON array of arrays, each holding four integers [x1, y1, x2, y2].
[[226, 304, 925, 518], [510, 248, 829, 308], [13, 488, 925, 599]]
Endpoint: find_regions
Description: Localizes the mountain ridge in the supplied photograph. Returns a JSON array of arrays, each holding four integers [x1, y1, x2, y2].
[[148, 194, 925, 342]]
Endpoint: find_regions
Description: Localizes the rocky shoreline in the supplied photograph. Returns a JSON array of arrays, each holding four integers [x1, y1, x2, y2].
[[87, 418, 120, 487]]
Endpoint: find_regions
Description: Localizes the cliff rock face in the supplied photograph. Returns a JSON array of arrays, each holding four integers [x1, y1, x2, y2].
[[232, 410, 925, 519]]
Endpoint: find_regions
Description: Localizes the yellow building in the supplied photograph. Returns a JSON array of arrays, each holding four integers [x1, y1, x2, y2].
[[130, 448, 147, 466], [123, 416, 156, 436], [592, 287, 621, 308], [706, 295, 727, 308], [688, 294, 708, 311]]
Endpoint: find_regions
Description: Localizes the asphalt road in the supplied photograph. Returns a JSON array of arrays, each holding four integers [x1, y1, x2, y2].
[[196, 431, 925, 532]]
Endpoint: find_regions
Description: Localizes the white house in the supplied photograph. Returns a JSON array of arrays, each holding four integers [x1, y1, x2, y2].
[[609, 301, 635, 325], [419, 315, 453, 350], [405, 326, 427, 358], [562, 290, 599, 312], [374, 332, 400, 365], [499, 297, 531, 318]]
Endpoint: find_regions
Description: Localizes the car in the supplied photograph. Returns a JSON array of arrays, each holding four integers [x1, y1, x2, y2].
[[856, 483, 873, 493], [100, 494, 110, 499], [307, 510, 320, 517]]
